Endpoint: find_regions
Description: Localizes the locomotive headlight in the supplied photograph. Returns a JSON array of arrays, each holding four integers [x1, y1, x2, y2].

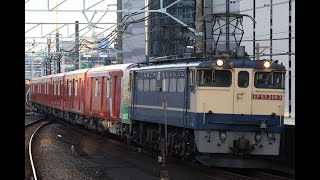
[[217, 59, 224, 66], [263, 60, 271, 68]]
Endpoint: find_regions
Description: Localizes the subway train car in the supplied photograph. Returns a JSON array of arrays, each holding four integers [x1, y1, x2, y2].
[[29, 55, 286, 168]]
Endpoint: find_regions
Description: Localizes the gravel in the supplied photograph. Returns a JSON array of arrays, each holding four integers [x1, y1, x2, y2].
[[32, 123, 110, 180], [30, 120, 223, 180]]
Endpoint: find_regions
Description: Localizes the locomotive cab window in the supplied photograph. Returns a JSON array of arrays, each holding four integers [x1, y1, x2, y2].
[[254, 71, 285, 89], [197, 69, 232, 87], [238, 71, 249, 88]]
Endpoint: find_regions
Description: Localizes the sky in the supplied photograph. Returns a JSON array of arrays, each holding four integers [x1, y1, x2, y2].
[[25, 0, 118, 53]]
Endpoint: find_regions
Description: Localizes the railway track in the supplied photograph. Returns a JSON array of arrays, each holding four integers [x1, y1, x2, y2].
[[25, 118, 44, 127], [54, 117, 294, 180], [25, 117, 52, 180]]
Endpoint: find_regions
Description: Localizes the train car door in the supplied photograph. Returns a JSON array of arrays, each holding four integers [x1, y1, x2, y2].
[[233, 69, 252, 120]]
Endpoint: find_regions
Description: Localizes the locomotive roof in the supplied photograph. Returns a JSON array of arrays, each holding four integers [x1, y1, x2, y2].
[[130, 62, 200, 71], [199, 58, 286, 70], [130, 58, 286, 71]]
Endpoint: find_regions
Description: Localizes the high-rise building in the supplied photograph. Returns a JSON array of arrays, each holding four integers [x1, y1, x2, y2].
[[117, 0, 295, 120]]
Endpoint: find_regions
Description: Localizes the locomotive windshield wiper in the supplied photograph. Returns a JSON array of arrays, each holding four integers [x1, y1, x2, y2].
[[266, 70, 274, 83]]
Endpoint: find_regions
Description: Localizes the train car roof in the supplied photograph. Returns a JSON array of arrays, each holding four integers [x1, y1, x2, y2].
[[52, 72, 68, 79], [31, 74, 55, 82], [87, 63, 134, 74], [65, 68, 90, 76]]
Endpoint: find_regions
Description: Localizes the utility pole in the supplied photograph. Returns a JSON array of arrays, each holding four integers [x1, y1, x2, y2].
[[145, 0, 149, 64], [195, 0, 204, 53], [159, 82, 169, 180], [226, 0, 230, 52], [31, 42, 35, 78], [56, 32, 60, 74], [47, 38, 51, 75], [75, 21, 80, 69], [117, 0, 123, 64]]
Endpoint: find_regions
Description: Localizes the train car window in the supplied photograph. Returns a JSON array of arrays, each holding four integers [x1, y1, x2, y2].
[[75, 80, 78, 96], [150, 79, 156, 91], [95, 79, 100, 96], [69, 81, 72, 96], [197, 70, 231, 87], [138, 79, 144, 91], [177, 78, 185, 92], [143, 79, 149, 91], [238, 71, 249, 88], [53, 82, 56, 95], [169, 78, 177, 92], [107, 79, 111, 98], [254, 71, 285, 89], [58, 81, 60, 95]]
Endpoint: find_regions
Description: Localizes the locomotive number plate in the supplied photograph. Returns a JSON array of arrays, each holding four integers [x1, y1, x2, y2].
[[252, 94, 282, 100]]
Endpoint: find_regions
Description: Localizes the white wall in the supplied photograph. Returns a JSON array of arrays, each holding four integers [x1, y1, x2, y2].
[[238, 0, 295, 120]]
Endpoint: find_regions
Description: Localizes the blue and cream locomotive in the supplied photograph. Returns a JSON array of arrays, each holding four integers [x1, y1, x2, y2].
[[128, 51, 286, 167]]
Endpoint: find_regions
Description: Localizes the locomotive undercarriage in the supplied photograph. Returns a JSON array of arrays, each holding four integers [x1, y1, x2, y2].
[[129, 121, 196, 160]]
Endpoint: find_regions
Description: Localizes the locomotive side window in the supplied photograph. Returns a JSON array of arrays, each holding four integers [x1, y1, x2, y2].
[[162, 73, 169, 92], [150, 79, 157, 91], [238, 71, 249, 88], [177, 78, 185, 92], [190, 70, 195, 85], [143, 79, 149, 91], [197, 70, 232, 87], [254, 72, 285, 89], [169, 78, 177, 92], [138, 79, 143, 91]]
